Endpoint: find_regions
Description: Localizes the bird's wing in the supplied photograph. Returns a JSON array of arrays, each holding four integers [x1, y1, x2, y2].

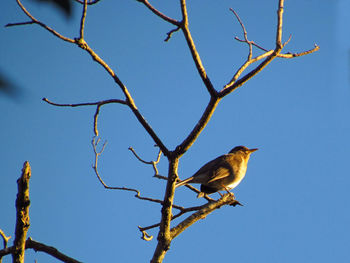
[[192, 155, 231, 183], [206, 165, 231, 183]]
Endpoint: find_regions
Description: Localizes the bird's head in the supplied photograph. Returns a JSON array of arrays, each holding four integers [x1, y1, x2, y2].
[[229, 146, 258, 156]]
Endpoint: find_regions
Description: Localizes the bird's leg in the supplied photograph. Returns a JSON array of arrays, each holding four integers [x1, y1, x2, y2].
[[222, 185, 235, 199]]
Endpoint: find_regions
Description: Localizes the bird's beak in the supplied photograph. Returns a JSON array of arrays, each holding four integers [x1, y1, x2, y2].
[[248, 148, 258, 153]]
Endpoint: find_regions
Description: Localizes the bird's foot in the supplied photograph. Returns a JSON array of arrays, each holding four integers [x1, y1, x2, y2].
[[222, 185, 235, 199]]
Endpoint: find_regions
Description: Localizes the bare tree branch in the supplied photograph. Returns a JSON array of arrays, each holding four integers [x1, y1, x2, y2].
[[221, 0, 318, 97], [235, 36, 319, 58], [164, 26, 181, 42], [230, 8, 253, 60], [10, 0, 170, 157], [175, 96, 220, 157], [42, 97, 127, 107], [91, 138, 183, 209], [79, 0, 88, 40], [72, 40, 170, 156], [150, 158, 178, 263], [5, 21, 35, 27], [0, 238, 82, 263], [137, 0, 180, 26], [170, 194, 241, 239], [7, 0, 75, 43], [220, 0, 284, 96], [7, 0, 320, 262], [0, 230, 11, 250], [139, 203, 208, 232], [43, 97, 128, 137], [129, 146, 163, 177], [179, 0, 217, 97], [12, 161, 31, 263], [0, 229, 11, 263]]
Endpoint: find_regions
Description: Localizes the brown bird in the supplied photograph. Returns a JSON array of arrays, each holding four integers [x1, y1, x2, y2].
[[176, 146, 258, 198]]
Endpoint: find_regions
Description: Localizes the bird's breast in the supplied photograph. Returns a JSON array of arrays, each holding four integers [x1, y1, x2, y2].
[[226, 159, 248, 189]]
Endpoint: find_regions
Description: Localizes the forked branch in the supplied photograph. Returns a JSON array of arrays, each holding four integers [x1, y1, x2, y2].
[[220, 1, 318, 96], [91, 138, 182, 209]]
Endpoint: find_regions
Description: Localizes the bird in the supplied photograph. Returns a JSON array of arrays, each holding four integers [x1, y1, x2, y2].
[[176, 146, 258, 198]]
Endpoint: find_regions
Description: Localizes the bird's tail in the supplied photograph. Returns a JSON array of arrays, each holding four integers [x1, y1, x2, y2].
[[175, 176, 194, 188]]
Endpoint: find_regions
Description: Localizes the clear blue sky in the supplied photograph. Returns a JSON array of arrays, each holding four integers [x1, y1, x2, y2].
[[1, 0, 349, 262]]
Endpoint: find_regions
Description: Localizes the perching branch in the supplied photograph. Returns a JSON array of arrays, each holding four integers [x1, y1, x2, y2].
[[170, 194, 241, 239]]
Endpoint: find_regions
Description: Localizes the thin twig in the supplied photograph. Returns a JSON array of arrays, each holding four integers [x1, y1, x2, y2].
[[0, 238, 82, 263], [91, 138, 182, 209], [73, 42, 170, 156], [164, 26, 181, 42], [12, 0, 169, 157], [43, 97, 127, 107], [140, 195, 241, 241], [5, 21, 35, 27], [79, 0, 88, 39], [74, 0, 101, 5], [128, 146, 162, 177], [139, 203, 206, 232], [43, 97, 127, 137], [12, 0, 75, 43], [0, 229, 10, 249], [0, 229, 11, 262], [137, 0, 180, 26], [235, 35, 319, 58], [230, 8, 252, 60], [139, 229, 154, 241]]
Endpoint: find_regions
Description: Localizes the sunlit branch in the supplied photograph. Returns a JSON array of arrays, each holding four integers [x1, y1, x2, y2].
[[128, 146, 162, 177], [176, 96, 220, 157], [12, 161, 31, 263], [79, 0, 88, 39], [170, 194, 241, 239], [179, 0, 217, 97]]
